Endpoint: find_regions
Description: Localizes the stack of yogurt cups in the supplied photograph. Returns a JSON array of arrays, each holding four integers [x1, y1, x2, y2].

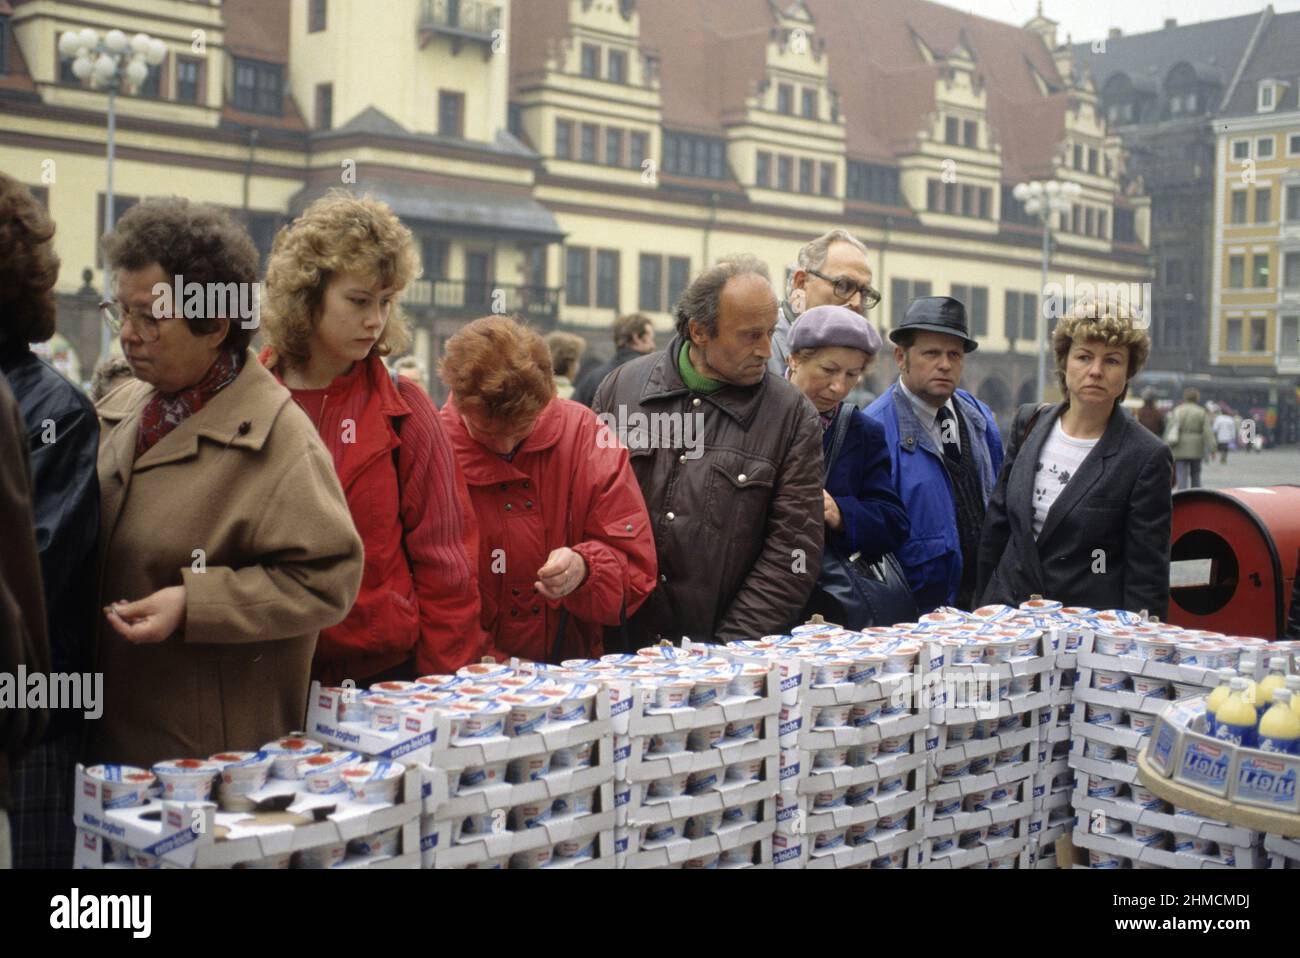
[[1264, 832, 1300, 869], [1062, 615, 1279, 869], [521, 645, 778, 869], [917, 603, 1061, 868], [321, 664, 610, 869], [79, 735, 412, 869], [716, 622, 934, 868]]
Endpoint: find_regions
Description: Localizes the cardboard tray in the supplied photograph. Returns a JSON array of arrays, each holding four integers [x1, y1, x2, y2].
[[1137, 751, 1300, 838], [73, 762, 422, 868]]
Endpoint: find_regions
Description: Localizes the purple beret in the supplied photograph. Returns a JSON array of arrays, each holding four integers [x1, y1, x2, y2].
[[787, 305, 883, 357]]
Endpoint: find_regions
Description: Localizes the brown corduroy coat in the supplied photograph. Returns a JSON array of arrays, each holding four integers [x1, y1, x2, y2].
[[91, 352, 363, 769]]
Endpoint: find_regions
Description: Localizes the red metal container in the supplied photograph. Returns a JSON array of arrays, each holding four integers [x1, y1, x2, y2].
[[1167, 485, 1300, 639]]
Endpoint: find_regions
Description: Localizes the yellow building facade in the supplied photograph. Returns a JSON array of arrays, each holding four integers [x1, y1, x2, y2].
[[1211, 64, 1300, 377], [1, 0, 1153, 421]]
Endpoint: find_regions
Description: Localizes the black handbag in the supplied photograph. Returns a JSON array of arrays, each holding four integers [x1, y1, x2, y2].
[[803, 402, 918, 630]]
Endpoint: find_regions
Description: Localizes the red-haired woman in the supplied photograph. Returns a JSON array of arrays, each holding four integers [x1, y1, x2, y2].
[[261, 191, 482, 683], [440, 316, 657, 663]]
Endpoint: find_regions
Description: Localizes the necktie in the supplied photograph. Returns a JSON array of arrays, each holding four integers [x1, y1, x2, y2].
[[936, 406, 961, 464]]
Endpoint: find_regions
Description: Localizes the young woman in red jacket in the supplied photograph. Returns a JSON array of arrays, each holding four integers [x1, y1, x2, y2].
[[439, 316, 657, 663], [261, 191, 483, 684]]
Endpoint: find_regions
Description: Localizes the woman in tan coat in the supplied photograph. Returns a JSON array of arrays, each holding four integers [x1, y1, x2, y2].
[[92, 198, 363, 770]]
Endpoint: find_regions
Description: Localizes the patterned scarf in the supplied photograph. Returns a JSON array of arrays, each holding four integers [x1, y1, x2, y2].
[[136, 349, 242, 457]]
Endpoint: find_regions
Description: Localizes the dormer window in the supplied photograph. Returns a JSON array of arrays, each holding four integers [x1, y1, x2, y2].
[[1259, 80, 1277, 112]]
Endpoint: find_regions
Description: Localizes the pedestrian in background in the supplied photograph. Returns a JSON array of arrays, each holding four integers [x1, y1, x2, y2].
[[977, 302, 1172, 619], [769, 229, 880, 377], [1136, 387, 1164, 437], [546, 331, 586, 401], [262, 192, 482, 683], [865, 296, 1003, 613], [89, 356, 134, 403], [1164, 386, 1215, 490], [391, 354, 429, 394], [594, 256, 824, 646], [0, 173, 100, 869], [573, 313, 656, 407], [1212, 404, 1236, 464], [93, 197, 363, 770], [441, 316, 656, 663]]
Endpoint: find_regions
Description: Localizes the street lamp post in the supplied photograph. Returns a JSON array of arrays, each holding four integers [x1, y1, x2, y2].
[[57, 27, 167, 362], [1012, 178, 1082, 403]]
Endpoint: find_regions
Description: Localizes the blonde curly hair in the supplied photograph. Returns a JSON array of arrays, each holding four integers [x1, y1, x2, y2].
[[262, 191, 416, 367], [1052, 299, 1151, 400]]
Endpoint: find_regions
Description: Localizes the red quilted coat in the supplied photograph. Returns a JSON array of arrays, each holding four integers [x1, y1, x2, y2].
[[263, 350, 484, 682], [441, 396, 657, 664]]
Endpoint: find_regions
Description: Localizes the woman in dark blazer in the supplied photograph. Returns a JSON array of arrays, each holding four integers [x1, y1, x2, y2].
[[785, 306, 910, 624], [976, 303, 1172, 617]]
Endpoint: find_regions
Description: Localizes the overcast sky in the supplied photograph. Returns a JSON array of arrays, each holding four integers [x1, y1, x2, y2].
[[944, 0, 1300, 43]]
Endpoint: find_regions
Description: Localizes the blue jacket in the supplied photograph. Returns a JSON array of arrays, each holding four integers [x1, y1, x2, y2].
[[824, 406, 910, 563], [864, 383, 1003, 613]]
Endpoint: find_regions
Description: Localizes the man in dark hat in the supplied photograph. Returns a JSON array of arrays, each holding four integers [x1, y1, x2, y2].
[[864, 296, 1003, 612]]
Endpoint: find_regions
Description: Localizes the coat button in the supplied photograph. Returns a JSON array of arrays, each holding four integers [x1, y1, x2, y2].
[[679, 454, 687, 464], [532, 605, 540, 614], [525, 500, 534, 508], [505, 503, 513, 511], [512, 588, 520, 596], [523, 481, 530, 489], [499, 483, 508, 491], [625, 523, 633, 532], [692, 397, 701, 407], [738, 473, 747, 483], [666, 512, 675, 521], [659, 574, 667, 583]]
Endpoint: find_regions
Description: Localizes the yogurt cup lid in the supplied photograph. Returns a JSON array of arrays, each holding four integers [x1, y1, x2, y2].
[[458, 662, 512, 676], [369, 680, 425, 696], [153, 758, 222, 777], [416, 674, 456, 687], [449, 699, 510, 716], [261, 737, 324, 756], [209, 751, 272, 769], [498, 692, 550, 707], [341, 760, 405, 784], [87, 764, 155, 785], [298, 750, 361, 776]]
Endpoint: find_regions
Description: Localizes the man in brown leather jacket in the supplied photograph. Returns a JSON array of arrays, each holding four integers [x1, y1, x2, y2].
[[593, 255, 824, 648]]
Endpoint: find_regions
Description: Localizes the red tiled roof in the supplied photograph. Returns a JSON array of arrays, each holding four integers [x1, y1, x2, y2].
[[517, 0, 1073, 180], [510, 0, 572, 88], [223, 0, 290, 65]]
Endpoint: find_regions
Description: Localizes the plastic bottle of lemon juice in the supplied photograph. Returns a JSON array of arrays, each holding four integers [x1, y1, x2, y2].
[[1258, 689, 1300, 755], [1212, 678, 1258, 748], [1205, 668, 1239, 736], [1256, 658, 1290, 719]]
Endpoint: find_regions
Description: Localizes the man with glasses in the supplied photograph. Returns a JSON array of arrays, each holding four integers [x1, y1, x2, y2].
[[768, 229, 881, 377]]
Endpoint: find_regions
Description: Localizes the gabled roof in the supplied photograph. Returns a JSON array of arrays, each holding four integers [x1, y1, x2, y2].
[[1073, 11, 1263, 110], [507, 0, 1075, 180], [815, 0, 1070, 178], [1220, 10, 1300, 117]]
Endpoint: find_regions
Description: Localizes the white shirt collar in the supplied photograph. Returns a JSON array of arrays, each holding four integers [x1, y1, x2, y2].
[[898, 377, 956, 423]]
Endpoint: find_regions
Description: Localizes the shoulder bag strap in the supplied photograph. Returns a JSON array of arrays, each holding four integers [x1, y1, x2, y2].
[[824, 400, 855, 483]]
